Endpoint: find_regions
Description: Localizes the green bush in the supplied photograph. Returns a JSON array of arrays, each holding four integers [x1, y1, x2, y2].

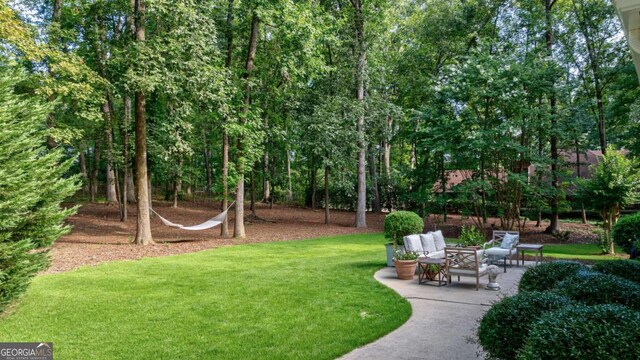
[[554, 270, 640, 311], [612, 212, 640, 256], [518, 261, 588, 292], [592, 260, 640, 284], [518, 304, 640, 360], [0, 68, 79, 312], [384, 211, 424, 246], [457, 225, 486, 247], [478, 291, 571, 360]]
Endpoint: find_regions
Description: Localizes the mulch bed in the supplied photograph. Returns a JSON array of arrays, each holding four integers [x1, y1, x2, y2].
[[48, 202, 599, 274]]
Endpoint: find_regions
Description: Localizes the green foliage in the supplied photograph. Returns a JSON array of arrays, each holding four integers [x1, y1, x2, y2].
[[612, 212, 640, 255], [478, 291, 572, 360], [383, 211, 424, 247], [0, 67, 79, 312], [457, 225, 485, 247], [518, 261, 588, 293], [518, 304, 640, 360], [554, 270, 640, 311], [393, 250, 418, 261], [592, 260, 640, 284]]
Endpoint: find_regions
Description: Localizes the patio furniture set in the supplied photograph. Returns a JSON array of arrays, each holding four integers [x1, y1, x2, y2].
[[401, 230, 543, 290]]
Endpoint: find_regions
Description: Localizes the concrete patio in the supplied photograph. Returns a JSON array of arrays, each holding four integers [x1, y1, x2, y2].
[[340, 262, 536, 360]]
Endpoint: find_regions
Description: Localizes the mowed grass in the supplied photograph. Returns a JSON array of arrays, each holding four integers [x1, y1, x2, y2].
[[0, 233, 410, 359], [541, 243, 626, 261]]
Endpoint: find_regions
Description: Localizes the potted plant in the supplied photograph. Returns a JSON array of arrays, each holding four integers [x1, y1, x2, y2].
[[458, 225, 486, 249], [393, 250, 419, 280], [384, 211, 424, 267]]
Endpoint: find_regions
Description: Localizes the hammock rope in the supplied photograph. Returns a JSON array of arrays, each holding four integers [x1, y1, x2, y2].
[[150, 201, 235, 231]]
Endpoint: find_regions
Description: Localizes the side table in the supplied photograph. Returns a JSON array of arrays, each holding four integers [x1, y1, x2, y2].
[[418, 258, 447, 286], [516, 244, 544, 266]]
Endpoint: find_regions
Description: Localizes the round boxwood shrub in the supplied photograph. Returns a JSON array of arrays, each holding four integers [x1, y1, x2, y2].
[[478, 291, 572, 360], [612, 212, 640, 257], [518, 261, 588, 292], [517, 304, 640, 360], [592, 260, 640, 284], [554, 270, 640, 311], [384, 211, 424, 246]]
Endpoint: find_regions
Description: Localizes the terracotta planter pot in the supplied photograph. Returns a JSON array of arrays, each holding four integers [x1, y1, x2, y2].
[[394, 260, 417, 280]]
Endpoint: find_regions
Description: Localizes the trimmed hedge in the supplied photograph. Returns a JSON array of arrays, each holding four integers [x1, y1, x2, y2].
[[518, 304, 640, 360], [518, 261, 588, 293], [478, 292, 571, 360], [592, 260, 640, 284], [383, 211, 424, 246], [612, 212, 640, 257], [553, 270, 640, 311]]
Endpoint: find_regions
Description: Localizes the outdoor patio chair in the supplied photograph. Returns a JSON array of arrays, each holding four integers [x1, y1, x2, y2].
[[482, 230, 520, 268], [444, 247, 488, 291]]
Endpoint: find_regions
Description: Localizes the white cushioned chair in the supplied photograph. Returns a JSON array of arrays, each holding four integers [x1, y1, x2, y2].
[[483, 230, 520, 268], [403, 231, 448, 260], [444, 247, 488, 291]]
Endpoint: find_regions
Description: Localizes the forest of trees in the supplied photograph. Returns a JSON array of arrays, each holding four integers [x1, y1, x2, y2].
[[2, 0, 639, 244]]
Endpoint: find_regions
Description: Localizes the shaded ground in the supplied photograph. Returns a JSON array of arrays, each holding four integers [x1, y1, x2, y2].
[[50, 202, 600, 274], [49, 202, 385, 274]]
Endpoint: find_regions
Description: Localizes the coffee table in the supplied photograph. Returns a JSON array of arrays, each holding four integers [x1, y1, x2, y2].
[[418, 258, 447, 286], [516, 244, 544, 266]]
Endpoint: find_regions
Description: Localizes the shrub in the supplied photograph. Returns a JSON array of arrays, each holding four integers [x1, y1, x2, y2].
[[0, 68, 79, 312], [612, 212, 640, 256], [554, 270, 640, 311], [457, 225, 486, 247], [592, 260, 640, 284], [518, 261, 588, 292], [517, 304, 640, 360], [478, 291, 571, 360], [384, 211, 424, 247]]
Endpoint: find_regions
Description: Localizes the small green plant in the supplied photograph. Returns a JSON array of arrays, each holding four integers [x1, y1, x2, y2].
[[393, 250, 419, 261], [457, 225, 485, 247], [518, 261, 588, 292], [551, 230, 571, 242], [478, 291, 572, 360], [384, 211, 424, 249], [612, 212, 640, 257], [518, 304, 640, 360]]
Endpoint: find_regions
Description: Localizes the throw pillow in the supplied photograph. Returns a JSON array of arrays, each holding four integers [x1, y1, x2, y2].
[[500, 233, 518, 249], [403, 235, 424, 253], [420, 233, 437, 254], [432, 230, 446, 251]]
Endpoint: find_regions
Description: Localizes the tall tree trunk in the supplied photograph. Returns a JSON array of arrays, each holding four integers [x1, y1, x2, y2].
[[324, 166, 330, 224], [133, 0, 152, 245], [101, 100, 118, 206], [121, 95, 132, 221], [575, 141, 588, 224], [352, 0, 367, 228], [90, 143, 100, 203], [286, 148, 293, 202], [221, 0, 234, 237], [172, 175, 181, 208], [368, 144, 381, 213], [544, 0, 560, 234], [234, 13, 259, 238], [383, 115, 392, 209], [79, 152, 89, 194], [263, 152, 270, 202]]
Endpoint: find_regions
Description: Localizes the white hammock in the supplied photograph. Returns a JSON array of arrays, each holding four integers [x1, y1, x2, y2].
[[151, 202, 235, 231]]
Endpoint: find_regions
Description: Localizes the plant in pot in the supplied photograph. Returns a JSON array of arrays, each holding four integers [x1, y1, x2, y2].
[[458, 225, 486, 249], [393, 250, 419, 280], [384, 211, 424, 267]]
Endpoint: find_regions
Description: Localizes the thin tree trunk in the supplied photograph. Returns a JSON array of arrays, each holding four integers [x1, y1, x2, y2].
[[368, 144, 381, 213], [324, 166, 330, 224], [79, 152, 89, 194], [90, 142, 100, 203], [234, 12, 259, 238], [311, 164, 317, 210], [544, 0, 560, 234], [352, 0, 367, 228], [286, 148, 293, 202], [220, 0, 234, 237], [383, 115, 392, 209], [263, 152, 270, 202], [133, 0, 152, 245], [121, 95, 131, 221], [101, 100, 118, 205]]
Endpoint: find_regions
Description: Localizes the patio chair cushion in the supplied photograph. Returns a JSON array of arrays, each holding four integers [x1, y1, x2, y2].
[[420, 233, 437, 254], [500, 233, 518, 249], [432, 230, 446, 251], [485, 247, 516, 257], [449, 263, 489, 275], [403, 235, 424, 253]]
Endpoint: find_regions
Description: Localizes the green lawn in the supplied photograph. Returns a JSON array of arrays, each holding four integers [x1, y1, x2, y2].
[[538, 244, 626, 262], [0, 233, 410, 359]]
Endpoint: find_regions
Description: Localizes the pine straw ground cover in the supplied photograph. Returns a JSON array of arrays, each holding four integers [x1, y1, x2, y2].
[[0, 233, 410, 360]]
